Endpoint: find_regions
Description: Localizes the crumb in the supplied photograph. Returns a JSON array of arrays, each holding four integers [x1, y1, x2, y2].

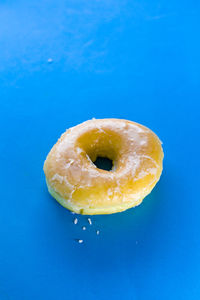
[[74, 218, 78, 225], [47, 58, 53, 63], [82, 226, 86, 230], [88, 218, 92, 225], [96, 230, 100, 235], [78, 239, 83, 244]]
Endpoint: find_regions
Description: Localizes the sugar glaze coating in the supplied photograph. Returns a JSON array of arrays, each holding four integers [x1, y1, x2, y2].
[[43, 119, 163, 214]]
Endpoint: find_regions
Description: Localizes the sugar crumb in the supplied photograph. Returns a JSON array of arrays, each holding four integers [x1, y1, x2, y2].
[[47, 58, 53, 63], [88, 218, 92, 225]]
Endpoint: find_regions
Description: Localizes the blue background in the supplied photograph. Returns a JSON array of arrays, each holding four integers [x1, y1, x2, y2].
[[0, 0, 200, 299]]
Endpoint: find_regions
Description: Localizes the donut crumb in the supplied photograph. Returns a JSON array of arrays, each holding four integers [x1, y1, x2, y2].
[[96, 230, 100, 235], [77, 239, 83, 244], [47, 58, 53, 63], [74, 218, 78, 225], [88, 218, 92, 225], [82, 226, 86, 230]]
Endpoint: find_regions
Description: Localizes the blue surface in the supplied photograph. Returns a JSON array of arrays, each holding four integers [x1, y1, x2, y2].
[[0, 0, 200, 299]]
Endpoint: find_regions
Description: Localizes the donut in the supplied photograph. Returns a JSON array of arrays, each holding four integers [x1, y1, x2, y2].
[[43, 119, 163, 215]]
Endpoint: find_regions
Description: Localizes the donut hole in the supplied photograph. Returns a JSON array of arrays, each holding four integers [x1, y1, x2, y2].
[[76, 127, 122, 171], [93, 156, 113, 171]]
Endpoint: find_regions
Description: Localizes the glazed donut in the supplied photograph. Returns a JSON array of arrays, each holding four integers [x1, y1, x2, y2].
[[43, 119, 163, 215]]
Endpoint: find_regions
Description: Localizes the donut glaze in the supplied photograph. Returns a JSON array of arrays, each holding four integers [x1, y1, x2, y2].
[[43, 119, 163, 215]]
